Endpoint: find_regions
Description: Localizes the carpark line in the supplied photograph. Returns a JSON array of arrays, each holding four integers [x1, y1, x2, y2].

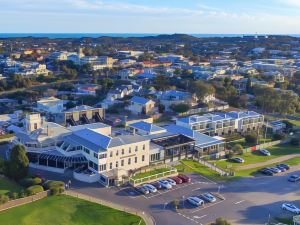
[[234, 200, 245, 205], [177, 212, 202, 225], [196, 215, 207, 219], [191, 198, 225, 213]]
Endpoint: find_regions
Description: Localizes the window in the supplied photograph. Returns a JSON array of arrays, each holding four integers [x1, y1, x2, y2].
[[34, 123, 37, 130], [99, 164, 106, 171], [150, 153, 160, 162], [99, 153, 107, 159], [121, 149, 124, 155], [143, 144, 145, 150], [116, 161, 119, 168], [129, 147, 131, 153], [142, 155, 145, 162], [135, 157, 137, 163], [93, 153, 98, 159], [135, 146, 138, 152], [110, 151, 113, 157], [84, 148, 90, 154], [116, 150, 119, 156], [128, 158, 131, 165], [121, 159, 124, 166], [109, 163, 112, 170]]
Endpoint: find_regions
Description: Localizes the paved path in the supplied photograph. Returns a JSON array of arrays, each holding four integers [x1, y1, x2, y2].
[[238, 154, 300, 170]]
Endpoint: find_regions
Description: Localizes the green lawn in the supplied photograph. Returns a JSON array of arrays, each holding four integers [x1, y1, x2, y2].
[[286, 119, 300, 127], [213, 144, 300, 171], [0, 177, 23, 195], [227, 138, 273, 149], [175, 160, 236, 182], [0, 195, 145, 225], [132, 168, 170, 180]]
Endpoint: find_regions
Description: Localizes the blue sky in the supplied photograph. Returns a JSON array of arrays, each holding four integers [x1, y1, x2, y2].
[[1, 0, 300, 33]]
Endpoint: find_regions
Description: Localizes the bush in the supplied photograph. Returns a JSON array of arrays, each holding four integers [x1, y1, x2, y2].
[[171, 199, 180, 210], [214, 217, 231, 225], [291, 138, 300, 146], [43, 180, 65, 190], [19, 177, 42, 187], [18, 190, 27, 198], [228, 152, 234, 159], [26, 185, 44, 195], [8, 192, 18, 200], [232, 144, 243, 155], [245, 133, 258, 145], [0, 194, 9, 204], [272, 133, 285, 141], [51, 186, 65, 195]]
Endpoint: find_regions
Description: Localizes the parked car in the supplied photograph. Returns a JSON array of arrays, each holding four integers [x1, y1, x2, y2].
[[187, 196, 204, 207], [152, 182, 162, 189], [158, 180, 172, 189], [143, 184, 157, 193], [259, 168, 274, 176], [282, 203, 300, 214], [269, 167, 281, 173], [177, 174, 191, 183], [259, 149, 271, 156], [278, 164, 290, 170], [201, 193, 217, 203], [233, 157, 245, 163], [136, 186, 150, 195], [276, 164, 287, 172], [288, 175, 300, 182], [165, 178, 177, 186], [171, 176, 183, 184]]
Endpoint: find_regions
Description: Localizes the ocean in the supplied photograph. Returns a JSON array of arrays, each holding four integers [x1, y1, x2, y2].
[[0, 33, 299, 39]]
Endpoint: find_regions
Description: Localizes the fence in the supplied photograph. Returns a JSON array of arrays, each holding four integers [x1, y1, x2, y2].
[[129, 167, 178, 186], [0, 190, 50, 212], [64, 190, 155, 225], [193, 157, 229, 176], [242, 140, 283, 153]]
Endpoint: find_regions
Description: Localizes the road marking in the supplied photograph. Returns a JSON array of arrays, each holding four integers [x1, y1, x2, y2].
[[234, 200, 245, 205], [192, 188, 200, 191], [191, 198, 226, 213], [194, 215, 207, 219]]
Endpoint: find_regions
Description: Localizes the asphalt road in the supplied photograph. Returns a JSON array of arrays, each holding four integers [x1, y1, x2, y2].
[[27, 166, 300, 225]]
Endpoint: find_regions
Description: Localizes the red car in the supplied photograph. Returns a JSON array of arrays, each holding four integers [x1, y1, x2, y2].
[[171, 176, 183, 184], [177, 174, 191, 183]]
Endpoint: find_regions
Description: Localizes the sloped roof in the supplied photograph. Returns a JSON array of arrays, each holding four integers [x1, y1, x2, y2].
[[129, 121, 166, 133]]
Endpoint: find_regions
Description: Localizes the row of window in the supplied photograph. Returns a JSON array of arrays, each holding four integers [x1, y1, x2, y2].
[[109, 145, 146, 158], [109, 155, 145, 170]]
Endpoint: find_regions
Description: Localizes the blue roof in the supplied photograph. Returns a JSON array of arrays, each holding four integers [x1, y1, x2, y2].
[[131, 96, 151, 105], [129, 121, 166, 133], [227, 111, 261, 119]]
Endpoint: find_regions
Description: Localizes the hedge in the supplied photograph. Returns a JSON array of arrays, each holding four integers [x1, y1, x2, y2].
[[20, 177, 42, 187], [43, 180, 65, 190], [26, 185, 44, 195]]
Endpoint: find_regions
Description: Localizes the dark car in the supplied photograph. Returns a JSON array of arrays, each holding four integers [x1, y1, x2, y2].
[[278, 164, 290, 170], [259, 168, 274, 176], [288, 175, 300, 182], [177, 174, 191, 183], [152, 182, 162, 189], [276, 165, 286, 172], [172, 176, 183, 184]]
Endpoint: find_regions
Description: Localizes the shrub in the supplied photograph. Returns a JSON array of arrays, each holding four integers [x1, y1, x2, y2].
[[171, 199, 180, 210], [8, 192, 18, 200], [0, 194, 9, 204], [19, 177, 42, 187], [245, 133, 258, 145], [43, 180, 65, 190], [26, 185, 44, 195], [51, 186, 65, 195], [291, 138, 300, 146], [18, 190, 27, 198], [214, 217, 231, 225], [272, 133, 285, 141], [232, 144, 243, 155], [228, 152, 234, 159]]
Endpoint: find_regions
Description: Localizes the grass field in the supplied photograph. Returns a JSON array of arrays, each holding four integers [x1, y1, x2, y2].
[[286, 119, 300, 127], [213, 144, 300, 171], [0, 177, 22, 195], [175, 160, 236, 182], [132, 168, 170, 179], [0, 195, 145, 225]]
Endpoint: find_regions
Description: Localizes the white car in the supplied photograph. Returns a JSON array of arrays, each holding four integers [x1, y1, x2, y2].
[[165, 178, 177, 186], [158, 180, 172, 189], [269, 167, 281, 173], [143, 184, 157, 193], [233, 157, 245, 163], [201, 193, 217, 203], [187, 196, 204, 207], [282, 203, 300, 214], [260, 149, 271, 156]]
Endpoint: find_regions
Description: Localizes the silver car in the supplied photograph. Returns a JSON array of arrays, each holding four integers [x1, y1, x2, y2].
[[143, 184, 157, 193], [187, 196, 204, 207], [201, 193, 217, 203]]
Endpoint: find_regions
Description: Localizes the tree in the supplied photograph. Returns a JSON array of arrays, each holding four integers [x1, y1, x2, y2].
[[232, 144, 243, 155], [153, 75, 169, 91], [191, 81, 215, 102], [245, 133, 258, 145], [6, 145, 29, 180], [170, 103, 190, 114], [158, 104, 165, 113]]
